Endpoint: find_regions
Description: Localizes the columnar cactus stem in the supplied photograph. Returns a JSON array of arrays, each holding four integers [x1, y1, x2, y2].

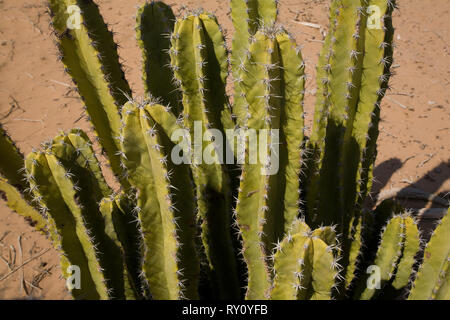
[[99, 196, 142, 299], [271, 222, 339, 300], [344, 214, 363, 288], [391, 215, 420, 290], [230, 0, 278, 127], [109, 192, 145, 297], [36, 131, 140, 299], [409, 209, 449, 300], [358, 214, 417, 300], [307, 0, 368, 227], [355, 0, 396, 208], [306, 0, 395, 230], [48, 0, 131, 188], [0, 177, 46, 231], [271, 233, 312, 300], [136, 1, 180, 114], [303, 1, 396, 295], [235, 26, 305, 299], [57, 129, 111, 197], [0, 124, 45, 229], [304, 0, 342, 225], [120, 101, 199, 300], [146, 103, 205, 300], [169, 12, 240, 299], [309, 237, 339, 300], [277, 33, 306, 230], [25, 150, 109, 299], [235, 29, 282, 299], [0, 124, 26, 188]]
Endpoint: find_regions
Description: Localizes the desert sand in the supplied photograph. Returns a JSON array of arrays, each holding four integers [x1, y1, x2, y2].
[[0, 0, 448, 299]]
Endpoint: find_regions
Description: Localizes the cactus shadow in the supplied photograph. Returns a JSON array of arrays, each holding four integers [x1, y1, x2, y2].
[[372, 157, 403, 195], [372, 158, 449, 204]]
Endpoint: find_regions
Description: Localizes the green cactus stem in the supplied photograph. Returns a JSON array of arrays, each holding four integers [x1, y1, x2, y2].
[[358, 214, 417, 300], [120, 101, 199, 300], [169, 12, 240, 299], [136, 1, 181, 114], [235, 26, 305, 299], [47, 0, 132, 188], [271, 222, 339, 300], [409, 209, 449, 300], [24, 130, 139, 299], [25, 150, 107, 299], [230, 0, 278, 127], [0, 124, 46, 230], [0, 177, 46, 231]]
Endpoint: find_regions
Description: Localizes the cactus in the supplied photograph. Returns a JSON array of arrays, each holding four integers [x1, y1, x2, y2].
[[409, 208, 449, 300], [166, 11, 241, 299], [99, 193, 144, 299], [136, 2, 181, 113], [0, 177, 46, 231], [47, 0, 132, 188], [356, 214, 419, 299], [302, 0, 397, 295], [234, 26, 305, 299], [23, 129, 141, 299], [0, 124, 47, 230], [305, 0, 396, 230], [120, 100, 200, 299], [0, 0, 448, 300], [270, 220, 339, 300], [230, 0, 278, 127]]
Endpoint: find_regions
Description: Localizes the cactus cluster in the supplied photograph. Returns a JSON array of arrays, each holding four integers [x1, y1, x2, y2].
[[0, 0, 448, 300]]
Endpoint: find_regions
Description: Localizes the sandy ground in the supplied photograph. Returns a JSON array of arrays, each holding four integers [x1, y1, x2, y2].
[[0, 0, 448, 299]]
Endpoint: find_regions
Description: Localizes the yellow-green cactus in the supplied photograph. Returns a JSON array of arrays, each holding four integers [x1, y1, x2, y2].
[[136, 1, 181, 114], [24, 129, 139, 299], [305, 0, 396, 236], [168, 12, 241, 299], [0, 124, 47, 230], [234, 26, 305, 299], [1, 0, 448, 301], [270, 221, 339, 300], [230, 0, 278, 127], [120, 101, 200, 300], [48, 0, 131, 188], [409, 208, 449, 300]]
